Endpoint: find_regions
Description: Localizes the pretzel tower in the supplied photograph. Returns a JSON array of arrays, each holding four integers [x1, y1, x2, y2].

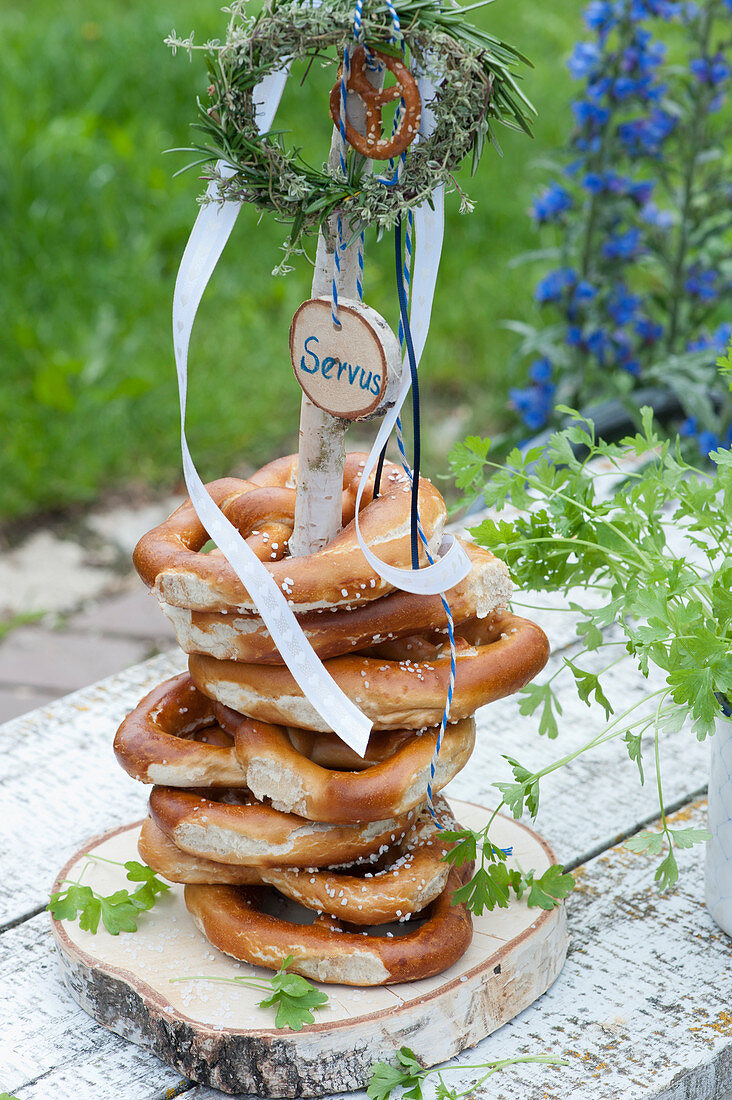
[[114, 452, 549, 984], [110, 0, 547, 986]]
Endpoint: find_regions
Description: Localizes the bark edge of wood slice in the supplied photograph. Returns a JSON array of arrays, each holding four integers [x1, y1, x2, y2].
[[50, 801, 568, 1097]]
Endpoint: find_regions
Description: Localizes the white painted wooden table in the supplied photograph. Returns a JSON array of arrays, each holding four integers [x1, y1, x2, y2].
[[2, 589, 731, 1099]]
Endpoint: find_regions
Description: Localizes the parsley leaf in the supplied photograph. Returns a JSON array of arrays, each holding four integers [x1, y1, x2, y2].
[[670, 826, 712, 849], [563, 658, 614, 719], [47, 858, 170, 935], [449, 436, 492, 494], [518, 682, 562, 738], [367, 1046, 568, 1099], [623, 730, 645, 784], [624, 830, 666, 856], [494, 756, 540, 818], [654, 848, 679, 891], [523, 865, 575, 910], [258, 957, 329, 1031], [171, 955, 328, 1032]]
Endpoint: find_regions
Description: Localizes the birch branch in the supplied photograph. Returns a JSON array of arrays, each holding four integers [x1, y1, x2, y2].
[[289, 70, 380, 558]]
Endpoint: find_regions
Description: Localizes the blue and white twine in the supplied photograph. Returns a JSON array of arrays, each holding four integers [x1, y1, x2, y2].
[[392, 214, 457, 830]]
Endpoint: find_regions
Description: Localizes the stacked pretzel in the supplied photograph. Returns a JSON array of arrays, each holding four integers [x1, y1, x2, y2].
[[114, 453, 549, 986]]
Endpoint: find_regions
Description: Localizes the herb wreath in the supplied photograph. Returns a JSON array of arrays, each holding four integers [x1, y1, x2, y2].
[[168, 0, 534, 245]]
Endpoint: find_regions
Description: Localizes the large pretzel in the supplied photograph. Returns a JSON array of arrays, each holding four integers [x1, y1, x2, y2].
[[184, 866, 472, 985], [114, 674, 471, 819], [189, 612, 550, 731], [159, 540, 512, 663], [329, 46, 422, 160], [114, 673, 243, 788], [233, 713, 474, 822], [140, 797, 457, 925], [133, 454, 446, 613], [148, 785, 416, 869]]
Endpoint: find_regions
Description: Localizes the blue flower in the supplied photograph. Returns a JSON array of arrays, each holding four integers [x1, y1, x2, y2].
[[713, 322, 732, 351], [566, 325, 584, 346], [509, 385, 555, 431], [629, 180, 654, 205], [635, 316, 663, 343], [586, 76, 613, 101], [622, 34, 666, 76], [582, 171, 606, 193], [608, 285, 642, 324], [568, 41, 602, 80], [572, 99, 610, 128], [686, 334, 712, 352], [528, 357, 553, 383], [530, 183, 574, 223], [586, 327, 613, 362], [646, 0, 683, 17], [618, 108, 676, 155], [679, 416, 698, 436], [640, 201, 673, 229], [574, 279, 598, 304], [697, 429, 720, 455], [534, 267, 577, 303], [584, 1, 616, 33], [602, 227, 644, 261], [684, 265, 719, 302], [690, 54, 731, 86]]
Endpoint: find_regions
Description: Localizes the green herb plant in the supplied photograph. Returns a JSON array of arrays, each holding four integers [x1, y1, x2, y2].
[[367, 1045, 568, 1100], [442, 825, 575, 915], [48, 856, 170, 935], [171, 954, 328, 1031], [449, 377, 731, 891]]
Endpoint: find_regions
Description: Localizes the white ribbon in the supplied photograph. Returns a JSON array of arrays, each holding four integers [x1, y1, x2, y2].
[[170, 66, 467, 755]]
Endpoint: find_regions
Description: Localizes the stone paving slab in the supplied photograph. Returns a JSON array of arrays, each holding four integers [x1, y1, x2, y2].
[[86, 496, 180, 558], [0, 627, 150, 695], [0, 532, 118, 617], [72, 587, 176, 643], [0, 489, 186, 723]]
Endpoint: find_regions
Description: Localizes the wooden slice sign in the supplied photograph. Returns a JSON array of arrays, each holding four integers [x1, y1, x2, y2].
[[290, 297, 401, 421]]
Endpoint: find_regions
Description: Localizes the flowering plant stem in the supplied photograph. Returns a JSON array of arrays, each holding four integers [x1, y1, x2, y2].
[[507, 0, 732, 452]]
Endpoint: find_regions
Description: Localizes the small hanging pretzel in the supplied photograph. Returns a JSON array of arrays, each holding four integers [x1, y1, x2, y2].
[[329, 45, 421, 160]]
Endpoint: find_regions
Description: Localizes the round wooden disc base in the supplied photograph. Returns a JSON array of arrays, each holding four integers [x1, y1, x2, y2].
[[51, 801, 568, 1097]]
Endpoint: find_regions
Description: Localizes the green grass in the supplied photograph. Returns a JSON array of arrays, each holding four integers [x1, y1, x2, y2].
[[0, 0, 584, 525]]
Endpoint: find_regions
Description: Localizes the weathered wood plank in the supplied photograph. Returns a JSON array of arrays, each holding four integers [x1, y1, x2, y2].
[[0, 911, 187, 1099], [0, 653, 184, 926]]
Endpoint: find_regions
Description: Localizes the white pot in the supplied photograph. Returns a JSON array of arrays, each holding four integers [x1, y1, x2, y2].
[[705, 717, 732, 937]]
